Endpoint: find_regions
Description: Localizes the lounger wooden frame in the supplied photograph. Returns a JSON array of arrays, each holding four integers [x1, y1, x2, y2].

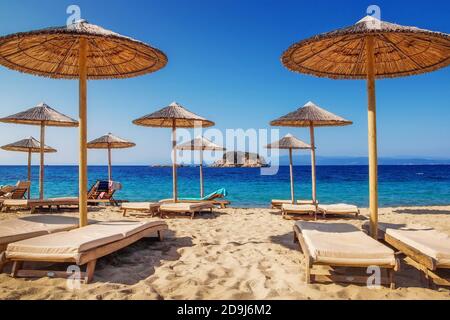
[[7, 224, 168, 284], [379, 229, 450, 287], [122, 204, 160, 217], [293, 225, 399, 289]]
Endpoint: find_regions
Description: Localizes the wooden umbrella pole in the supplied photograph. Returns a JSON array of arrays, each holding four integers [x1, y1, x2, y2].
[[27, 149, 31, 199], [309, 123, 317, 204], [366, 36, 378, 239], [199, 149, 204, 198], [289, 148, 295, 204], [39, 123, 45, 199], [108, 146, 112, 181], [172, 120, 178, 202], [79, 38, 88, 227]]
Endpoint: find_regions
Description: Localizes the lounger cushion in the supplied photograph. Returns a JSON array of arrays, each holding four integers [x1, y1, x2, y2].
[[160, 202, 212, 212], [282, 204, 317, 213], [121, 202, 159, 210], [6, 221, 167, 262], [296, 221, 396, 266], [319, 204, 359, 214], [2, 199, 28, 207], [379, 223, 450, 267], [0, 215, 79, 246], [272, 199, 315, 205]]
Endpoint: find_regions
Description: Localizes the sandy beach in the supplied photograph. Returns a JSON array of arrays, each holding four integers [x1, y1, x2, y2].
[[0, 205, 449, 300]]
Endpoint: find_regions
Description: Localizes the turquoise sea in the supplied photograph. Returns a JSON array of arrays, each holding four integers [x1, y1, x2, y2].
[[1, 165, 449, 207]]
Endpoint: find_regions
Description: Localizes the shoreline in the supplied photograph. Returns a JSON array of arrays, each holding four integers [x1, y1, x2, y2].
[[0, 205, 449, 300]]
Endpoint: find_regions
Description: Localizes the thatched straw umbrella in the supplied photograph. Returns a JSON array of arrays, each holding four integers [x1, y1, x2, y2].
[[0, 103, 77, 199], [176, 136, 225, 198], [87, 133, 135, 181], [265, 134, 311, 204], [281, 15, 450, 238], [271, 101, 352, 204], [1, 137, 56, 199], [0, 20, 167, 227], [133, 102, 215, 202]]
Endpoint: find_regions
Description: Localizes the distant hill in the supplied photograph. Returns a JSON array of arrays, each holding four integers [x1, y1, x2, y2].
[[274, 155, 450, 166]]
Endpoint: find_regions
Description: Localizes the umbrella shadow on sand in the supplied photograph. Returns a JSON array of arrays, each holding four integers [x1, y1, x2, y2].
[[393, 208, 450, 216]]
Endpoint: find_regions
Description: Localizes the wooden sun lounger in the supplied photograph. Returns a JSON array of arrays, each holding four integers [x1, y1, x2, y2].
[[182, 199, 230, 209], [0, 181, 30, 200], [159, 202, 214, 219], [376, 223, 450, 287], [271, 199, 316, 209], [1, 197, 129, 213], [121, 202, 161, 217], [293, 221, 399, 288], [0, 215, 79, 272], [5, 220, 168, 283], [317, 204, 360, 217], [281, 204, 318, 218]]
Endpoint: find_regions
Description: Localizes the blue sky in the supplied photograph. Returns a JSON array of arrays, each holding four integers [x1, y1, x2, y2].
[[0, 0, 449, 165]]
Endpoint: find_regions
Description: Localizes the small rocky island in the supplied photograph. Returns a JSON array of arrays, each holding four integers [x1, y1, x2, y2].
[[211, 151, 268, 168]]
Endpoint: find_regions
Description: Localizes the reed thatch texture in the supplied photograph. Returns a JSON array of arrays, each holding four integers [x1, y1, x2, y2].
[[0, 102, 78, 127], [282, 16, 450, 79], [1, 137, 56, 153], [133, 102, 215, 128], [87, 133, 135, 149], [265, 134, 311, 150], [176, 136, 225, 151], [0, 20, 167, 79], [270, 102, 352, 127]]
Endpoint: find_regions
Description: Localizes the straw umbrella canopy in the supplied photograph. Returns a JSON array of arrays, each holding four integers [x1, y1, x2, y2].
[[87, 133, 136, 181], [0, 20, 167, 227], [133, 102, 215, 202], [1, 137, 56, 199], [0, 103, 77, 199], [281, 15, 450, 238], [265, 134, 311, 204], [176, 136, 225, 198], [271, 101, 352, 204]]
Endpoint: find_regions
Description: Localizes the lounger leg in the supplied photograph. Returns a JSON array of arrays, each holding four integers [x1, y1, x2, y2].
[[0, 253, 6, 273], [157, 230, 164, 241], [85, 260, 96, 284], [191, 211, 195, 219], [387, 269, 395, 289], [122, 209, 127, 217], [11, 261, 23, 277], [293, 232, 298, 243], [305, 259, 312, 284]]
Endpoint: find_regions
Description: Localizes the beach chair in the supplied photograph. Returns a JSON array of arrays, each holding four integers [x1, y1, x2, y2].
[[281, 203, 318, 218], [293, 221, 399, 288], [375, 222, 450, 287], [0, 215, 79, 272], [87, 180, 124, 206], [159, 202, 214, 219], [318, 204, 360, 217], [271, 199, 316, 209], [121, 202, 161, 217], [0, 181, 30, 200], [179, 188, 230, 208], [5, 220, 168, 283]]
